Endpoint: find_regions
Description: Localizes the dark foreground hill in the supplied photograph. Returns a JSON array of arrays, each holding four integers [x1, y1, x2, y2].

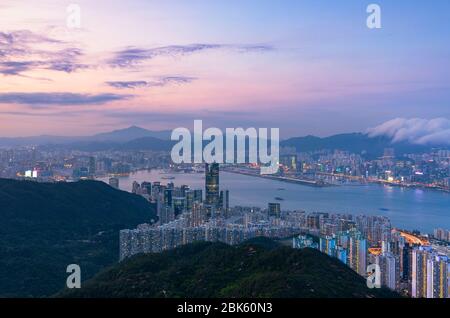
[[59, 238, 399, 298], [0, 179, 156, 297]]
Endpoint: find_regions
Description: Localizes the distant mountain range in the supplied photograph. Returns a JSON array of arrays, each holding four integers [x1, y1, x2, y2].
[[89, 126, 171, 142], [0, 179, 157, 297], [58, 237, 399, 298], [1, 126, 447, 156], [281, 133, 434, 157], [0, 126, 172, 147]]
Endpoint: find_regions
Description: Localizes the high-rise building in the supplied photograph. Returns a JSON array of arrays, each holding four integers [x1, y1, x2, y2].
[[320, 235, 336, 257], [141, 182, 152, 195], [411, 246, 432, 298], [88, 156, 96, 177], [205, 163, 220, 208], [164, 188, 173, 206], [347, 230, 367, 276], [280, 154, 297, 171], [224, 189, 230, 216], [191, 202, 206, 227], [151, 181, 161, 197], [185, 190, 194, 211], [108, 177, 119, 189], [379, 252, 400, 291], [158, 204, 175, 225], [193, 189, 203, 203], [434, 228, 450, 242], [412, 246, 449, 298], [132, 181, 141, 194], [336, 246, 348, 265], [338, 219, 356, 232], [307, 214, 320, 230], [180, 185, 190, 197], [427, 254, 449, 298], [219, 191, 224, 210], [173, 196, 186, 215], [268, 202, 281, 218]]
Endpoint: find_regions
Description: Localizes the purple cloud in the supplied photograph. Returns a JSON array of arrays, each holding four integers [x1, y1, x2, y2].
[[0, 92, 132, 107], [106, 76, 197, 89], [0, 30, 90, 76], [0, 61, 41, 75], [108, 43, 273, 67]]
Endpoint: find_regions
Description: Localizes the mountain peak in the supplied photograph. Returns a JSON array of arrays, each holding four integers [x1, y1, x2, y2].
[[104, 125, 148, 134], [91, 126, 170, 142], [124, 125, 146, 131]]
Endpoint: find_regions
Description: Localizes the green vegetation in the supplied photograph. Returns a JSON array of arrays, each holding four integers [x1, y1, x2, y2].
[[60, 237, 399, 298], [0, 178, 156, 297]]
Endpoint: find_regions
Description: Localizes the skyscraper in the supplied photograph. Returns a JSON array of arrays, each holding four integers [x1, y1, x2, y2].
[[205, 163, 220, 207], [412, 246, 449, 298], [411, 246, 432, 298], [427, 254, 448, 298], [172, 196, 186, 215], [164, 188, 173, 207], [268, 202, 281, 218], [224, 189, 230, 216], [108, 177, 119, 189], [379, 252, 400, 291], [141, 181, 152, 195], [193, 189, 203, 203], [88, 156, 96, 177], [185, 190, 194, 211], [347, 230, 367, 277], [191, 202, 206, 227], [157, 193, 175, 225], [320, 235, 337, 257], [132, 181, 141, 194]]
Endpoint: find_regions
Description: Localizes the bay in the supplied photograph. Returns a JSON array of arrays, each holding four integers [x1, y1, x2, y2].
[[98, 169, 449, 233]]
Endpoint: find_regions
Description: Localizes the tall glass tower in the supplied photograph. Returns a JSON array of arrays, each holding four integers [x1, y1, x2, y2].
[[205, 163, 220, 207]]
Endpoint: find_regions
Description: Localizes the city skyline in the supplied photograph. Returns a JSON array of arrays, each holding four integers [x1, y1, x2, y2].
[[1, 1, 449, 303], [118, 163, 449, 298], [1, 1, 450, 137]]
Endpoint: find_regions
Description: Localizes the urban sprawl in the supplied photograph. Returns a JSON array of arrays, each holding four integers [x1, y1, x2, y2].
[[1, 146, 449, 298], [119, 163, 450, 299]]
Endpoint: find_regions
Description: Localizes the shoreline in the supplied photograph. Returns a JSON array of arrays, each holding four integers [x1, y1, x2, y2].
[[223, 168, 331, 188], [97, 168, 450, 194]]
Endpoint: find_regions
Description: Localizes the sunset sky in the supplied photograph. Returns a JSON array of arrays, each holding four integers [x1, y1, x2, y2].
[[1, 0, 449, 137]]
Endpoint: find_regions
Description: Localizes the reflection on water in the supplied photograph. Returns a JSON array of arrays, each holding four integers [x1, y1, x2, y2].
[[98, 169, 450, 233], [414, 189, 424, 203], [383, 185, 394, 199]]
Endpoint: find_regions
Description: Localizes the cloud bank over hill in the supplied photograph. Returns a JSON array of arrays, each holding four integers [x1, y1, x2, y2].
[[367, 118, 450, 145]]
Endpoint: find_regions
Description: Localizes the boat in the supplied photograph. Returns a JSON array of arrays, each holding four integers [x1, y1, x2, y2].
[[274, 197, 284, 201]]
